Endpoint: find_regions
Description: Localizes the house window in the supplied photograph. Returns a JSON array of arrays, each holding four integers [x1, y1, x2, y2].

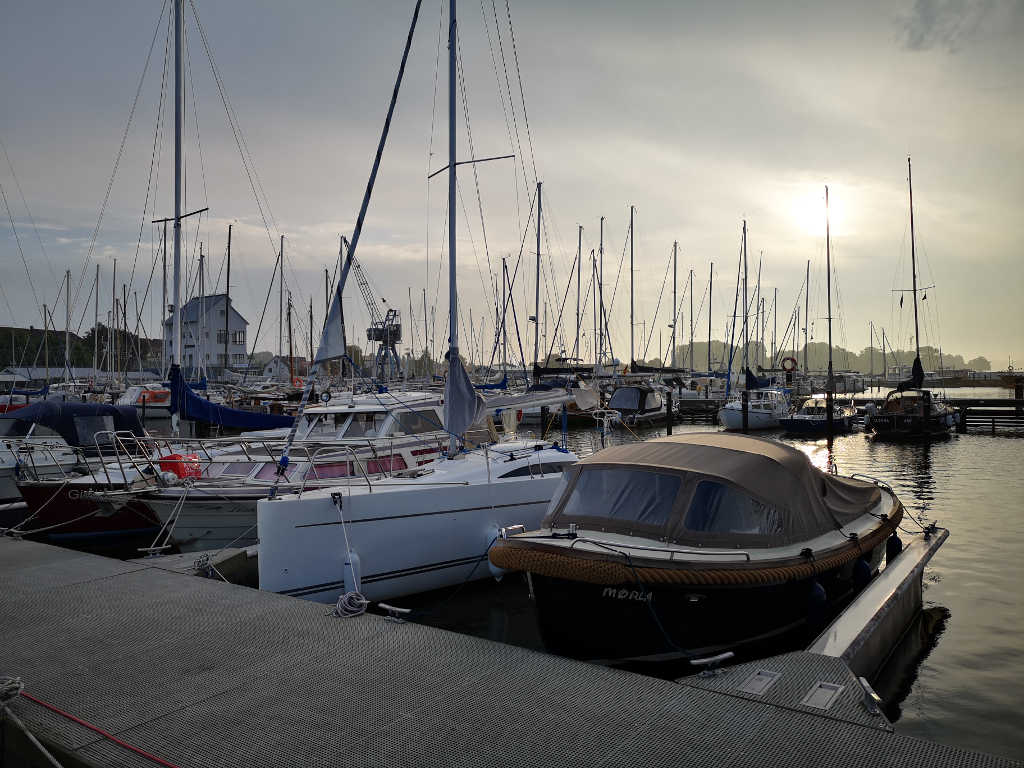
[[232, 353, 246, 363], [216, 330, 227, 344], [231, 330, 246, 345]]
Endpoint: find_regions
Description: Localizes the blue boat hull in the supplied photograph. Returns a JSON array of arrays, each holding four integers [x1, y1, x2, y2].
[[779, 415, 854, 434]]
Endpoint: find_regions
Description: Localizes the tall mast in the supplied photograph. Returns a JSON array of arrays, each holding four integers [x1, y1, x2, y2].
[[94, 264, 99, 377], [707, 263, 713, 372], [199, 243, 205, 377], [908, 156, 920, 360], [112, 259, 117, 379], [532, 180, 541, 376], [671, 241, 677, 368], [43, 303, 48, 384], [172, 0, 183, 367], [772, 287, 777, 367], [598, 216, 604, 364], [742, 220, 748, 376], [592, 252, 597, 364], [161, 221, 167, 375], [629, 205, 635, 365], [689, 267, 694, 371], [869, 321, 874, 380], [422, 286, 428, 371], [803, 259, 809, 373], [825, 185, 834, 391], [278, 235, 284, 363], [446, 0, 458, 453], [309, 298, 314, 370], [754, 255, 761, 369], [65, 269, 71, 381], [224, 223, 231, 374], [501, 257, 507, 372], [575, 225, 582, 361], [287, 291, 294, 381]]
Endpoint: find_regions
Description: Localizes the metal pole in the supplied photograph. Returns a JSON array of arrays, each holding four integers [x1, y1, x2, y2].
[[772, 287, 777, 367], [532, 180, 541, 377], [501, 257, 507, 373], [908, 156, 920, 360], [825, 185, 834, 436], [598, 216, 604, 365], [804, 259, 809, 373], [279, 234, 284, 363], [44, 303, 48, 384], [447, 0, 458, 454], [172, 0, 182, 367], [742, 220, 748, 375], [708, 263, 713, 372], [671, 241, 677, 368], [94, 264, 99, 378], [629, 205, 634, 366], [161, 221, 167, 375], [112, 258, 116, 380], [575, 224, 581, 361], [65, 269, 71, 381], [225, 223, 231, 375], [689, 267, 694, 371]]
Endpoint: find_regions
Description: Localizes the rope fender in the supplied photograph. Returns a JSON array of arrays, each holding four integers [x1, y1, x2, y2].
[[489, 502, 903, 588]]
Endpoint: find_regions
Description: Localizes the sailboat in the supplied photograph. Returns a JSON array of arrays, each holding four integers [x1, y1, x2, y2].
[[718, 221, 789, 430], [867, 159, 956, 439], [780, 186, 856, 435], [256, 0, 578, 604]]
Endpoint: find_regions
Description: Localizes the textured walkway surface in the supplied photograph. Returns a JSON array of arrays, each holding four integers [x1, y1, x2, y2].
[[0, 537, 1018, 768]]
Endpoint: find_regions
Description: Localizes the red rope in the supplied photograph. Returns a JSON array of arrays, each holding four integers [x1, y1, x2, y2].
[[20, 691, 183, 768]]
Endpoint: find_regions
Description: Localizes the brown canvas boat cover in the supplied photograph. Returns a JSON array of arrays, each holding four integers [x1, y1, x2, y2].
[[543, 432, 883, 547]]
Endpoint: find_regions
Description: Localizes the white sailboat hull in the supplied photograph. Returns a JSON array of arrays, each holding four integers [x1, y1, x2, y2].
[[258, 450, 571, 603], [717, 405, 782, 430]]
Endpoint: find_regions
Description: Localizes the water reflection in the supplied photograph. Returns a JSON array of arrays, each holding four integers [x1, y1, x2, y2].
[[873, 606, 951, 722]]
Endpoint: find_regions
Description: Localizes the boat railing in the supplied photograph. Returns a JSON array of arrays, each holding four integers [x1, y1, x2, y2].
[[298, 445, 373, 496], [566, 535, 752, 562], [849, 473, 894, 492]]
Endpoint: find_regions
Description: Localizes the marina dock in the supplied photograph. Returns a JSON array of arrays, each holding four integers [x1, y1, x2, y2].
[[1, 536, 1018, 767]]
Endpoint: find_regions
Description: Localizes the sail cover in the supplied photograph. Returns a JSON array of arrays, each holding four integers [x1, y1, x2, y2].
[[444, 354, 485, 438], [314, 281, 348, 364], [896, 356, 925, 392], [168, 364, 293, 430]]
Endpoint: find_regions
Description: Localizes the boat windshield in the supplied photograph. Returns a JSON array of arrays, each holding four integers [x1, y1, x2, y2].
[[684, 480, 783, 536], [342, 412, 388, 438], [390, 409, 443, 435], [608, 388, 643, 410], [559, 467, 681, 527]]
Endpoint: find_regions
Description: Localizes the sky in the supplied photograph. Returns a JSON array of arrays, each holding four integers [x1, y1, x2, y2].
[[1, 0, 1022, 370]]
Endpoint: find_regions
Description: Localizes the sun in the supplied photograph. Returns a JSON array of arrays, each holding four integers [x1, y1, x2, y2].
[[790, 186, 848, 239]]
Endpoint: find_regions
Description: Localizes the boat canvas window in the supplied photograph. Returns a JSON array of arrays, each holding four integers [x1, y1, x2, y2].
[[608, 388, 643, 411], [73, 415, 116, 445], [560, 467, 681, 528], [684, 480, 783, 536], [391, 409, 443, 436], [499, 462, 567, 479], [645, 392, 663, 411]]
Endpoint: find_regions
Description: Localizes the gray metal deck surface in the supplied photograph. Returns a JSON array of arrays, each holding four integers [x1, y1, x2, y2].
[[0, 537, 1018, 768]]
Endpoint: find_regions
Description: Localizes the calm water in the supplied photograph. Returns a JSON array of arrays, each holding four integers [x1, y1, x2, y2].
[[408, 412, 1024, 761]]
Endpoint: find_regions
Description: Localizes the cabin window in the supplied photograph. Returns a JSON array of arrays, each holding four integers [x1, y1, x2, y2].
[[560, 467, 681, 527], [645, 392, 663, 410], [255, 462, 297, 481], [499, 462, 567, 478], [684, 481, 782, 536], [221, 462, 257, 476], [367, 456, 408, 474], [391, 409, 442, 435], [343, 413, 387, 438], [310, 461, 353, 479]]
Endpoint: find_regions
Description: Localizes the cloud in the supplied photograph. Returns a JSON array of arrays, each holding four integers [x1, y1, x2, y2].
[[901, 0, 1000, 51]]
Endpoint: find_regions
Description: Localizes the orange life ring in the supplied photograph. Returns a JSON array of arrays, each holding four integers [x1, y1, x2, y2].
[[781, 356, 797, 372]]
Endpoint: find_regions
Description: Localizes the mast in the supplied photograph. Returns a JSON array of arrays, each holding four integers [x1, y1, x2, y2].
[[161, 221, 167, 375], [65, 269, 71, 381], [501, 257, 507, 373], [671, 241, 677, 368], [689, 267, 694, 371], [112, 258, 117, 381], [592, 251, 597, 365], [742, 220, 748, 376], [287, 291, 294, 382], [93, 264, 99, 377], [278, 235, 284, 364], [754, 255, 761, 369], [309, 298, 314, 372], [629, 205, 634, 366], [224, 224, 231, 374], [825, 185, 834, 434], [803, 259, 809, 373], [446, 0, 458, 454], [598, 216, 604, 364], [575, 224, 582, 361], [772, 287, 777, 367], [172, 0, 183, 369], [707, 263, 713, 372], [869, 321, 874, 381], [422, 286, 428, 373], [199, 243, 205, 377], [908, 156, 921, 360], [43, 303, 48, 384], [532, 180, 541, 377]]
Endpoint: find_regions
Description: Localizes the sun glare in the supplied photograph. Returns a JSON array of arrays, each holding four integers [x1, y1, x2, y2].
[[791, 186, 848, 239]]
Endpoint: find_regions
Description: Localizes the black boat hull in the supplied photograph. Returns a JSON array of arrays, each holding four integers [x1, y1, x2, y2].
[[530, 542, 884, 664]]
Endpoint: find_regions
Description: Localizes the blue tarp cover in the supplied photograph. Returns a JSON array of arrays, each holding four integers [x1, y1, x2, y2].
[[0, 400, 144, 447], [168, 364, 293, 430]]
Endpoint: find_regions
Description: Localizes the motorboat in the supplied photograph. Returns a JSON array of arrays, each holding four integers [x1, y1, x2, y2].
[[488, 432, 904, 664], [717, 388, 789, 430], [779, 396, 857, 435], [606, 384, 666, 426], [117, 384, 173, 419], [257, 440, 578, 603], [866, 387, 957, 439]]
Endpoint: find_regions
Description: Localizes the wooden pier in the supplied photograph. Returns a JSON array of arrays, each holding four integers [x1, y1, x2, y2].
[[1, 537, 1019, 767]]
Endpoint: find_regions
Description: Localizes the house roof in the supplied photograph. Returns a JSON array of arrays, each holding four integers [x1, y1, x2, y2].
[[164, 294, 247, 327]]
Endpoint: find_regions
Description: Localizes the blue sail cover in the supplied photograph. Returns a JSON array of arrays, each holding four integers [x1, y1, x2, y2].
[[0, 400, 144, 447], [474, 374, 508, 390], [168, 364, 293, 430], [745, 367, 771, 390], [9, 384, 49, 397]]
